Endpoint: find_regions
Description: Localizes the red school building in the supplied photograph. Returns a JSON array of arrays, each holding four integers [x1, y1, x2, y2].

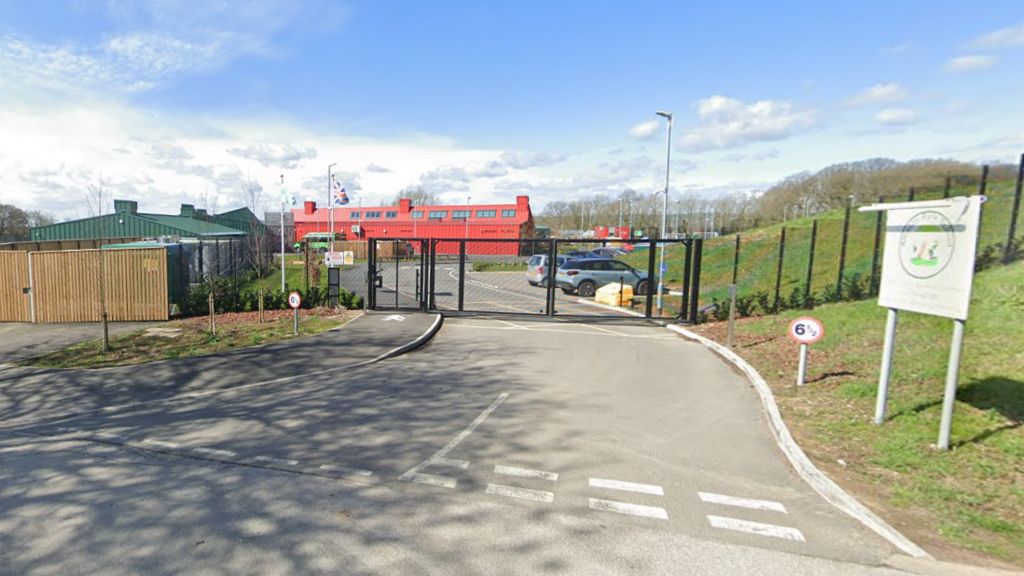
[[291, 195, 535, 255]]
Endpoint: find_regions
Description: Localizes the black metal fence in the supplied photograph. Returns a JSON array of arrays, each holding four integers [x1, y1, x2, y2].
[[353, 237, 703, 322]]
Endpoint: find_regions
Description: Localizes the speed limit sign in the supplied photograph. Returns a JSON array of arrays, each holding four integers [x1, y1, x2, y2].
[[788, 316, 824, 344], [288, 291, 302, 309]]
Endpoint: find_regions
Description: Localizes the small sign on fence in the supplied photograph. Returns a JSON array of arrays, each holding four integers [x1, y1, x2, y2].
[[325, 251, 354, 268]]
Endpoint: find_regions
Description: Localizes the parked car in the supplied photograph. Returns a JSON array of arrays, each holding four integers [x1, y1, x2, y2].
[[563, 250, 593, 259], [555, 258, 651, 298], [526, 254, 569, 287], [587, 246, 627, 258]]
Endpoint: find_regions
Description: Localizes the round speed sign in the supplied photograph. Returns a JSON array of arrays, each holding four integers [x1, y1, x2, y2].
[[787, 316, 824, 345], [287, 291, 302, 309]]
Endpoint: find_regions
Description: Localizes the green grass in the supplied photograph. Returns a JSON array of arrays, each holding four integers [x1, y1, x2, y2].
[[471, 261, 528, 272], [249, 254, 328, 292], [626, 180, 1022, 308], [25, 313, 354, 369], [692, 261, 1024, 565]]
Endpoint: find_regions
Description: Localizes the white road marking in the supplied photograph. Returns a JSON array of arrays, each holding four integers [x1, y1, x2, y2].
[[494, 465, 559, 482], [252, 455, 299, 466], [589, 477, 664, 496], [319, 464, 374, 476], [434, 457, 470, 469], [588, 498, 668, 520], [92, 432, 124, 441], [54, 427, 80, 433], [707, 515, 806, 542], [192, 447, 236, 458], [400, 392, 509, 481], [486, 483, 554, 503], [141, 438, 179, 449], [409, 473, 457, 489], [698, 492, 788, 513]]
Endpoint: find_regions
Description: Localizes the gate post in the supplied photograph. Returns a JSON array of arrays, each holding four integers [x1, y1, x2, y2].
[[689, 239, 703, 323], [429, 240, 437, 310], [680, 240, 692, 317], [545, 240, 557, 315], [366, 240, 375, 309], [645, 239, 656, 318], [458, 240, 466, 312]]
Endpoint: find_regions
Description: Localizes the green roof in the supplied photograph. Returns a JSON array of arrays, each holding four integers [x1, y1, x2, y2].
[[137, 213, 245, 236]]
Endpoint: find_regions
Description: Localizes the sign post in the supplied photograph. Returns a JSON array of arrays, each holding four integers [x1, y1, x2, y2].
[[288, 291, 302, 336], [788, 316, 824, 387], [859, 196, 984, 450]]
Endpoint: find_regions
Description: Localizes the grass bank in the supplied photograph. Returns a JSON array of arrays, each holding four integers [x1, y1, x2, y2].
[[689, 261, 1024, 568], [24, 309, 357, 369]]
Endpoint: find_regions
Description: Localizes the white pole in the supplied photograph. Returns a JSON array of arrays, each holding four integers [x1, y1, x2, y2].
[[328, 163, 335, 238], [796, 343, 808, 387], [656, 112, 672, 313], [873, 308, 899, 424], [280, 174, 286, 293], [937, 319, 966, 450]]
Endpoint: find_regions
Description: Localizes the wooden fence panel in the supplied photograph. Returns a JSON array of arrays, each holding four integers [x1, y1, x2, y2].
[[29, 248, 169, 323], [0, 252, 30, 322]]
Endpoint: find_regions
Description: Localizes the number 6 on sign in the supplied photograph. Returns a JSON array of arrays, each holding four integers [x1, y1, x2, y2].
[[788, 316, 824, 386]]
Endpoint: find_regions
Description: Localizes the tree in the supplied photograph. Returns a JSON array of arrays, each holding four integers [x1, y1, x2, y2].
[[82, 182, 110, 217], [0, 204, 31, 241], [240, 174, 272, 277], [392, 185, 439, 206]]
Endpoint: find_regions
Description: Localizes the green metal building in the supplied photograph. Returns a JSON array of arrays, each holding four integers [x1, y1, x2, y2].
[[29, 200, 257, 241]]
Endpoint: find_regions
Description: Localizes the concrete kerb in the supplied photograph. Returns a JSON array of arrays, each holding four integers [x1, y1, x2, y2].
[[664, 323, 933, 561]]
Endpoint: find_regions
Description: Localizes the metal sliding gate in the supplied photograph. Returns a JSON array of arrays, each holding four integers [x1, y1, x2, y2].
[[367, 237, 703, 322]]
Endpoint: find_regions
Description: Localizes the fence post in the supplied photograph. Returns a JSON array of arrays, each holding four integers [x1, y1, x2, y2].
[[366, 240, 375, 309], [907, 188, 915, 202], [773, 227, 786, 312], [645, 239, 656, 318], [943, 176, 951, 199], [428, 240, 436, 310], [689, 239, 703, 323], [732, 234, 741, 285], [546, 240, 557, 315], [836, 201, 852, 300], [458, 240, 466, 312], [680, 240, 692, 316], [805, 220, 818, 307], [1005, 153, 1024, 263], [870, 195, 884, 295], [976, 164, 990, 244]]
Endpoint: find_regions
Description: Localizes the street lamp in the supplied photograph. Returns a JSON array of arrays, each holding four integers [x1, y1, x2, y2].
[[327, 163, 336, 237], [654, 110, 672, 313]]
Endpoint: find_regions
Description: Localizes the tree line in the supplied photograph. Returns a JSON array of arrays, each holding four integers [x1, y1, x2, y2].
[[0, 204, 56, 242]]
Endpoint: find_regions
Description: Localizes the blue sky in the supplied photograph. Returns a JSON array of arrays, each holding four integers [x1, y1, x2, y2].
[[0, 1, 1021, 218]]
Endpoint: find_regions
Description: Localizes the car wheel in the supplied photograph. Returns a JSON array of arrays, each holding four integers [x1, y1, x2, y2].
[[528, 280, 538, 287], [636, 280, 648, 295], [561, 287, 574, 294], [577, 281, 597, 298]]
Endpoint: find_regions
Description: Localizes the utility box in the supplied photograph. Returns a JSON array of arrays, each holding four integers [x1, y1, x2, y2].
[[595, 282, 633, 307]]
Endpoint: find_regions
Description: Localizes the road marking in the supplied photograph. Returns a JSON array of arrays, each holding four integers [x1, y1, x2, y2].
[[434, 457, 470, 469], [400, 392, 509, 481], [589, 477, 664, 496], [707, 515, 805, 542], [141, 438, 179, 449], [319, 464, 374, 476], [486, 483, 554, 503], [93, 432, 124, 441], [698, 492, 788, 513], [192, 447, 236, 458], [252, 455, 299, 466], [409, 473, 457, 489], [588, 498, 668, 520], [494, 465, 559, 482], [54, 427, 80, 434]]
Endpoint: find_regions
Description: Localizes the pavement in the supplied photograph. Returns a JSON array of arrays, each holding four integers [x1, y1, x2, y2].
[[0, 313, 1017, 575], [0, 322, 157, 363]]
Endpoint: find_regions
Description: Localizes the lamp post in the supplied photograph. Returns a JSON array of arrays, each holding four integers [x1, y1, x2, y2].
[[279, 174, 286, 293], [327, 162, 336, 237], [654, 110, 672, 313]]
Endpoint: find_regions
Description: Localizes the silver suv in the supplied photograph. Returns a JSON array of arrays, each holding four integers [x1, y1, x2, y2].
[[555, 258, 650, 297], [526, 254, 568, 287]]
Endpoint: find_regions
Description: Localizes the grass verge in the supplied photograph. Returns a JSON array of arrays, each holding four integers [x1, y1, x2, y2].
[[689, 261, 1024, 568], [24, 309, 357, 369]]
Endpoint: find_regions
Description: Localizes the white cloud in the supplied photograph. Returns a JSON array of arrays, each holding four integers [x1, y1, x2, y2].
[[846, 83, 909, 106], [629, 120, 661, 140], [366, 163, 392, 173], [881, 41, 912, 55], [945, 55, 996, 73], [498, 151, 568, 169], [678, 95, 817, 152], [874, 108, 919, 127], [226, 144, 318, 169], [973, 22, 1024, 49]]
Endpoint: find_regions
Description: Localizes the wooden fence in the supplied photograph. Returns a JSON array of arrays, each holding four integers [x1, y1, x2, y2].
[[0, 248, 169, 323], [0, 252, 30, 322]]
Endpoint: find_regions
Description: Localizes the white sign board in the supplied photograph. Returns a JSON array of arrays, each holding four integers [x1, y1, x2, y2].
[[876, 196, 982, 321], [324, 251, 354, 267], [288, 291, 302, 309], [787, 317, 825, 345]]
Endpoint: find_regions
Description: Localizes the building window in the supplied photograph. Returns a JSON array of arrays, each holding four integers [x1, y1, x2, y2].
[[365, 211, 382, 218], [502, 209, 516, 218], [452, 210, 470, 219], [428, 210, 447, 219], [385, 211, 397, 219], [475, 209, 496, 218], [411, 211, 424, 219], [350, 211, 360, 218]]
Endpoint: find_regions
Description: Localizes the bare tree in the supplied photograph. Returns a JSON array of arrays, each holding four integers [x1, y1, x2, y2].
[[392, 185, 439, 206], [240, 174, 272, 278]]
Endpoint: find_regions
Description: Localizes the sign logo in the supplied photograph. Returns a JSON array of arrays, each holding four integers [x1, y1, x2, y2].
[[897, 210, 955, 279]]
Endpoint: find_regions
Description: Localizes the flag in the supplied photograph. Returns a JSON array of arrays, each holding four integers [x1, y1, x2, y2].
[[332, 180, 350, 205]]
